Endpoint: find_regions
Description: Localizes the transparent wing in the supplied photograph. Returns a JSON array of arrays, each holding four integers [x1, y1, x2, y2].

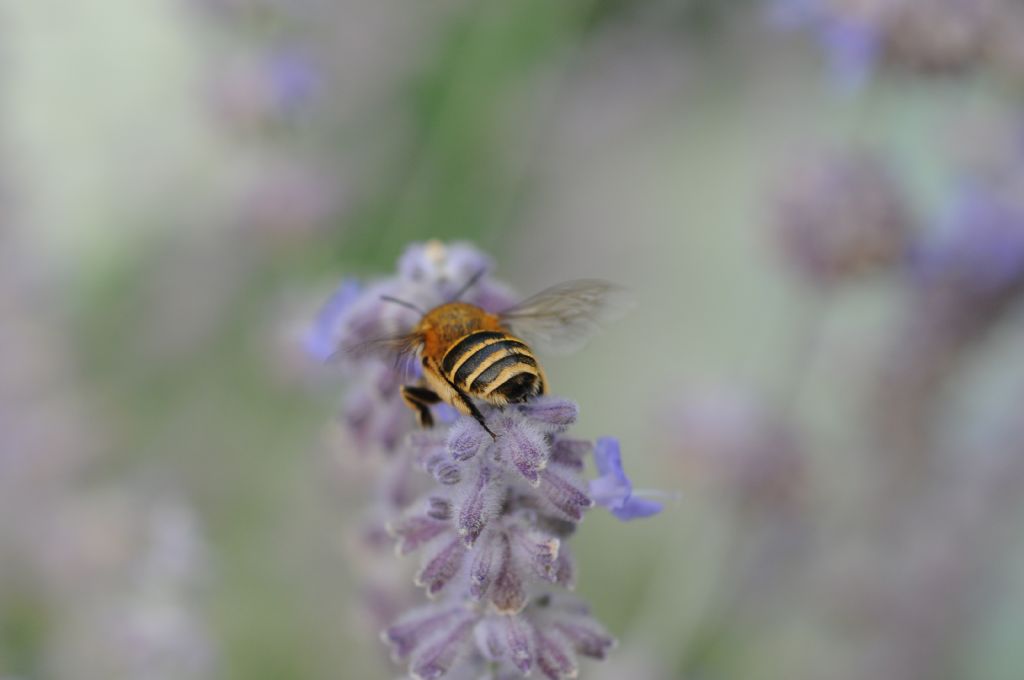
[[330, 333, 422, 377], [499, 279, 631, 355]]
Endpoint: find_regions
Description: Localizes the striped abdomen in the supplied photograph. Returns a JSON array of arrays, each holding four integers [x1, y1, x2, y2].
[[440, 330, 545, 404]]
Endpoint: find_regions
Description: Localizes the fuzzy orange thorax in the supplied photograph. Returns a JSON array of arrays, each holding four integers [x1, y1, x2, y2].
[[417, 302, 504, 361]]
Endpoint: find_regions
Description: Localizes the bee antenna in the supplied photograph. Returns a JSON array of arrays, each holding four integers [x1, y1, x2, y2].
[[380, 295, 426, 315], [450, 267, 488, 302]]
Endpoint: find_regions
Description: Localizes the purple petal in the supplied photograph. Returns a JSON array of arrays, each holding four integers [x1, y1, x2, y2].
[[592, 437, 626, 480], [611, 497, 664, 521], [587, 473, 631, 509], [589, 437, 663, 521]]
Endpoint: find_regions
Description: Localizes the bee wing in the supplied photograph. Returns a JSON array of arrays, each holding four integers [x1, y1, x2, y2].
[[330, 333, 422, 372], [499, 279, 631, 355]]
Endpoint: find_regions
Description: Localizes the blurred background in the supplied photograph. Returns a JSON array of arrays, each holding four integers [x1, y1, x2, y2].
[[3, 0, 1024, 678]]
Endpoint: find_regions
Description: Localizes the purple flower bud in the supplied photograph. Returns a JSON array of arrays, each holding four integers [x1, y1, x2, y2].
[[455, 464, 504, 547], [538, 464, 593, 522], [415, 536, 467, 597], [543, 601, 617, 661], [552, 620, 615, 660], [382, 605, 466, 661], [508, 525, 561, 583], [467, 530, 498, 601], [473, 615, 504, 662], [474, 615, 535, 674], [426, 455, 461, 486], [398, 240, 495, 301], [388, 515, 449, 556], [553, 549, 576, 589], [340, 390, 374, 449], [549, 438, 591, 472], [447, 419, 488, 462], [496, 417, 550, 486], [408, 613, 477, 680], [535, 628, 577, 680], [490, 534, 527, 614], [426, 497, 452, 521], [516, 398, 579, 431]]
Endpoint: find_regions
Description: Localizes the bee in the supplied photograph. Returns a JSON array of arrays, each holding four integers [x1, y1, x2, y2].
[[351, 275, 627, 438]]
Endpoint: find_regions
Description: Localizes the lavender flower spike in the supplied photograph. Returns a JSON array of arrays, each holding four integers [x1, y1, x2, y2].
[[315, 241, 655, 677], [589, 437, 663, 521]]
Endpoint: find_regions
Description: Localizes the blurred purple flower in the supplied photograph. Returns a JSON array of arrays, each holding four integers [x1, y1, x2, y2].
[[911, 182, 1024, 296], [772, 0, 1001, 84], [267, 50, 322, 115], [817, 14, 882, 90], [769, 0, 882, 90], [589, 437, 663, 521], [668, 389, 805, 514], [772, 149, 913, 284], [304, 278, 362, 362]]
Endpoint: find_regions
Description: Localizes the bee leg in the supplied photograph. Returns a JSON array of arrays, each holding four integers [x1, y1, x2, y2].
[[401, 385, 442, 428], [452, 390, 496, 439]]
